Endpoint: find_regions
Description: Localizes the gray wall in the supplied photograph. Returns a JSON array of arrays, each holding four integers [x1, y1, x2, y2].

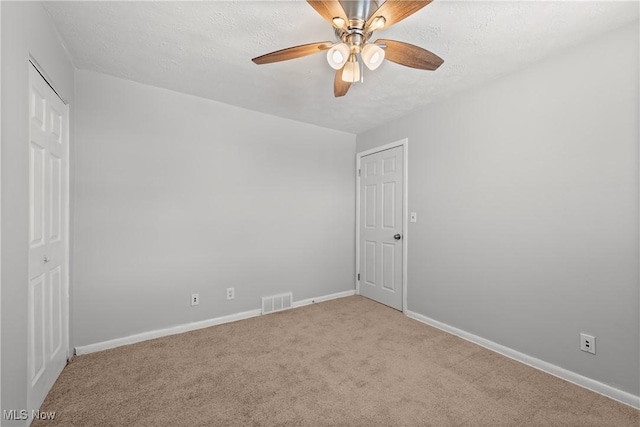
[[357, 22, 639, 396], [1, 2, 75, 424], [73, 70, 356, 347]]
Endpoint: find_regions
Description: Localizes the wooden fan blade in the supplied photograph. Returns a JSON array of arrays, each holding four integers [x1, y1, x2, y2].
[[307, 0, 349, 28], [334, 67, 351, 97], [365, 0, 433, 30], [375, 39, 443, 70], [252, 42, 332, 65]]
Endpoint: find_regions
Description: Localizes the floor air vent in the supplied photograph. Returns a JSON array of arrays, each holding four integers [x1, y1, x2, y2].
[[262, 292, 293, 315]]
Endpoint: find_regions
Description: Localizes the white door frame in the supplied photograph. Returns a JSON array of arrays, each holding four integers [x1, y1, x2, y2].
[[355, 138, 408, 312]]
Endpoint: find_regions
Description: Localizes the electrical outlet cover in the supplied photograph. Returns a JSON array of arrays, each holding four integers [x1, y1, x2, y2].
[[191, 293, 199, 306], [580, 333, 595, 354]]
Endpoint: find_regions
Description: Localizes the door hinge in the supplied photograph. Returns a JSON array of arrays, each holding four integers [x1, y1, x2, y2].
[[357, 273, 360, 281], [358, 169, 361, 177]]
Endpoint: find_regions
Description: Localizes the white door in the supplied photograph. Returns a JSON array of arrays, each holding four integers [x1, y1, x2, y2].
[[28, 63, 69, 414], [359, 145, 404, 310]]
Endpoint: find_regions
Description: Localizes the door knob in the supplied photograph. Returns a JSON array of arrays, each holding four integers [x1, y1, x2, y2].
[[43, 255, 50, 263], [394, 234, 402, 240]]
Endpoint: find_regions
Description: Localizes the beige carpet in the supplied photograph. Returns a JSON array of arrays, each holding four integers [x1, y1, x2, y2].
[[35, 296, 638, 426]]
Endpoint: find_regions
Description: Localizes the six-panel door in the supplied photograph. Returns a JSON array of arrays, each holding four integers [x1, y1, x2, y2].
[[28, 63, 69, 415], [359, 145, 403, 310]]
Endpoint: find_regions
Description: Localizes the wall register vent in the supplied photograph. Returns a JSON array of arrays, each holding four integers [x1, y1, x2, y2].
[[262, 292, 293, 315]]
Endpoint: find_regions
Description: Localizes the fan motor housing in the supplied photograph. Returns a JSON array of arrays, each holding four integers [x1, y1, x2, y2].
[[335, 0, 379, 46]]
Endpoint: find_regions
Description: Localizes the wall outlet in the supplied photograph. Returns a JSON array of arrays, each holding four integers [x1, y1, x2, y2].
[[226, 287, 235, 300], [191, 293, 199, 306], [580, 333, 595, 354]]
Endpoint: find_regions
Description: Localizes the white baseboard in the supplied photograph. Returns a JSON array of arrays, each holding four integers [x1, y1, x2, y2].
[[75, 289, 356, 356], [292, 289, 355, 308], [405, 310, 640, 410], [75, 308, 262, 355]]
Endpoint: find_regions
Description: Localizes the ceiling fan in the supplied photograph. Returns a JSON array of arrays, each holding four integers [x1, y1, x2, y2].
[[252, 0, 444, 97]]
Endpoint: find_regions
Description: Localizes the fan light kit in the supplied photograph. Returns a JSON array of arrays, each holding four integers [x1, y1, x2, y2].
[[252, 0, 444, 97]]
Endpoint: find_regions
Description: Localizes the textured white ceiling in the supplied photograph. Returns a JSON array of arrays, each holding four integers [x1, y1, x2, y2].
[[43, 1, 639, 134]]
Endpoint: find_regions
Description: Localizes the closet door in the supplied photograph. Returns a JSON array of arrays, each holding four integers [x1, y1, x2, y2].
[[28, 62, 69, 415]]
